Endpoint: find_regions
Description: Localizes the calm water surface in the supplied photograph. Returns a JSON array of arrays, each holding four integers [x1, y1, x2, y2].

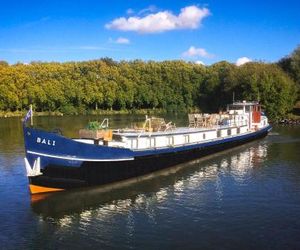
[[0, 115, 300, 249]]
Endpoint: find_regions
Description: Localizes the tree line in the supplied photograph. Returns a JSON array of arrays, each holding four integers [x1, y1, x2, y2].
[[0, 46, 299, 120]]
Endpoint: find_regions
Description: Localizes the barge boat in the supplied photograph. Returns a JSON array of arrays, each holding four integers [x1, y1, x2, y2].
[[23, 101, 271, 194]]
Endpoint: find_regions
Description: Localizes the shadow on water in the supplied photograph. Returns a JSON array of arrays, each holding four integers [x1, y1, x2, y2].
[[31, 139, 269, 218]]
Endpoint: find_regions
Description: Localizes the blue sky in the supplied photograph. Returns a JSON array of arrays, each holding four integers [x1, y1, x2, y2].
[[0, 0, 299, 65]]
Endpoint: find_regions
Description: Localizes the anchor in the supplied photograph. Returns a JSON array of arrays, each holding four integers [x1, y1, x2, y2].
[[24, 157, 42, 177]]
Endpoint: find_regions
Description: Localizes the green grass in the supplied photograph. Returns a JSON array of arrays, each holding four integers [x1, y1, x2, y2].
[[0, 108, 168, 118]]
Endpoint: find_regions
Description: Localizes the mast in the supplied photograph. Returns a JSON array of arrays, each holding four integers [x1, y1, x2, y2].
[[30, 104, 33, 126]]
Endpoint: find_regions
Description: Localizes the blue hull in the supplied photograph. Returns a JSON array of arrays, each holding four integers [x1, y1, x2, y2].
[[23, 125, 272, 193]]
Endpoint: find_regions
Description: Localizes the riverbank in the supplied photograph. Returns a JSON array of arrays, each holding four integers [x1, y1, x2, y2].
[[1, 108, 299, 124], [277, 111, 300, 125], [0, 108, 176, 118], [273, 107, 300, 125], [278, 119, 300, 125]]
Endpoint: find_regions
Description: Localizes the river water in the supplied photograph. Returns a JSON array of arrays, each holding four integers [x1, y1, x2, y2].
[[0, 115, 300, 249]]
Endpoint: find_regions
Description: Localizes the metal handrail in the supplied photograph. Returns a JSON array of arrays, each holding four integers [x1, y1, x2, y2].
[[100, 118, 109, 128]]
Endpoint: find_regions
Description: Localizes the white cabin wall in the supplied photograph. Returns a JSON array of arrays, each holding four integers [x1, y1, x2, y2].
[[221, 129, 228, 137], [123, 124, 252, 150], [137, 137, 150, 149], [189, 133, 202, 143], [231, 128, 237, 135], [173, 135, 185, 145], [205, 131, 217, 140], [154, 136, 168, 148], [240, 126, 248, 133]]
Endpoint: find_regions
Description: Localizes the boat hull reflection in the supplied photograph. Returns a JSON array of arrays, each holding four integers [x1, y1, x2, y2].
[[31, 139, 269, 218]]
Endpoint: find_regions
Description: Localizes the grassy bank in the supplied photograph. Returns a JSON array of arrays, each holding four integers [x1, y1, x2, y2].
[[1, 106, 299, 122], [0, 108, 172, 118]]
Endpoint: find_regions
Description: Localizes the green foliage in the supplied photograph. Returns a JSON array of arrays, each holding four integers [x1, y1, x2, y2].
[[232, 63, 298, 120], [0, 61, 9, 67], [278, 45, 300, 99], [0, 50, 299, 121], [59, 103, 78, 115], [86, 121, 102, 130], [199, 61, 236, 112]]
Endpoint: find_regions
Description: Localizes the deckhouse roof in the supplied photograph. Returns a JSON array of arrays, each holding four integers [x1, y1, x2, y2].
[[231, 101, 260, 106]]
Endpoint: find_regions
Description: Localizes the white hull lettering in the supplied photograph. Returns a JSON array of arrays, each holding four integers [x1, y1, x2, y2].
[[36, 137, 56, 146]]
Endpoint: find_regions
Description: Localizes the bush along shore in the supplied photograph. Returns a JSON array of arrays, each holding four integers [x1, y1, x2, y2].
[[278, 118, 300, 125], [1, 107, 300, 126], [277, 108, 300, 125], [0, 108, 183, 118]]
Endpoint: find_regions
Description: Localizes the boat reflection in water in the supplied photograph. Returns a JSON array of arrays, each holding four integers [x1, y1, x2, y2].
[[31, 141, 269, 227]]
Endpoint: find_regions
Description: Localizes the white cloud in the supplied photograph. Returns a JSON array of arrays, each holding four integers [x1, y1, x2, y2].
[[236, 57, 252, 66], [138, 5, 158, 15], [126, 8, 134, 15], [109, 37, 130, 44], [105, 5, 210, 33], [195, 60, 205, 65], [182, 46, 213, 58], [116, 37, 130, 44]]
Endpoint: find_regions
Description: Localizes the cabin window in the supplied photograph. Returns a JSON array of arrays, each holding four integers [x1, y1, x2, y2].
[[185, 135, 190, 143], [237, 127, 240, 134], [203, 133, 206, 140], [217, 130, 221, 137], [228, 129, 231, 136], [113, 134, 123, 141], [131, 139, 138, 149], [150, 138, 155, 148], [168, 136, 173, 146]]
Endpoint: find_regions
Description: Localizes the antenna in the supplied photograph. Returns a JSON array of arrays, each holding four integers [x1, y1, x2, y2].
[[232, 92, 235, 103], [30, 104, 33, 126]]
